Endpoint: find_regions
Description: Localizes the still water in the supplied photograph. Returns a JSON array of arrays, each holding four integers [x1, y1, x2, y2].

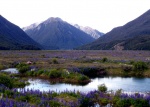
[[24, 77, 150, 93], [1, 68, 18, 73]]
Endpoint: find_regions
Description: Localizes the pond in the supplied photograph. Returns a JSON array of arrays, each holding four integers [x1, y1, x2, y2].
[[1, 68, 18, 74], [23, 77, 150, 93]]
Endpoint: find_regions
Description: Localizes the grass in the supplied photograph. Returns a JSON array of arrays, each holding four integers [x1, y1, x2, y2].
[[0, 50, 150, 78]]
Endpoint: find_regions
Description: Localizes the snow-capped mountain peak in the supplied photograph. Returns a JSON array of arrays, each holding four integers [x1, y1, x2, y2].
[[73, 24, 104, 39], [22, 22, 40, 31]]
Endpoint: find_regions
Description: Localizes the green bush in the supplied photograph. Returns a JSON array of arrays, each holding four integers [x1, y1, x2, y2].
[[52, 58, 59, 64], [77, 75, 89, 82], [0, 64, 4, 70], [98, 84, 107, 92], [133, 61, 148, 71], [49, 100, 62, 106], [26, 71, 34, 76], [49, 69, 62, 78], [115, 98, 149, 107], [19, 66, 30, 74], [100, 98, 109, 106], [0, 74, 13, 89], [131, 99, 149, 107], [116, 99, 131, 107], [37, 69, 44, 76], [4, 90, 14, 98], [16, 63, 30, 74], [102, 57, 108, 63]]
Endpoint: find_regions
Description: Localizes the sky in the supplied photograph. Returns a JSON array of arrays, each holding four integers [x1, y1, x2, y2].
[[0, 0, 150, 33]]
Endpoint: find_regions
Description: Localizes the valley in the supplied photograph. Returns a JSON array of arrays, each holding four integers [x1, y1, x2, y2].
[[0, 50, 150, 106]]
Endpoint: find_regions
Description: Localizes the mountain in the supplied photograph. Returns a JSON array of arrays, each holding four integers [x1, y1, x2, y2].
[[73, 24, 104, 39], [23, 17, 95, 50], [0, 15, 41, 50], [78, 9, 150, 50]]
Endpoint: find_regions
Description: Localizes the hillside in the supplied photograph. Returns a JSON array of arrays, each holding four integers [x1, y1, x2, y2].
[[0, 15, 41, 50], [77, 9, 150, 50]]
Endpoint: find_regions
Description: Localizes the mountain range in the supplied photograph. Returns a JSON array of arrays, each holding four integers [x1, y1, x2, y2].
[[23, 17, 97, 49], [77, 9, 150, 50], [73, 24, 104, 39], [0, 15, 41, 50], [1, 9, 150, 50]]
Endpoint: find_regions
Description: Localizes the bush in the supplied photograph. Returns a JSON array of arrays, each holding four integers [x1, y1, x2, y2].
[[52, 58, 59, 64], [131, 99, 149, 107], [116, 99, 131, 107], [49, 100, 62, 107], [49, 69, 62, 78], [102, 57, 108, 63], [100, 98, 109, 106], [133, 61, 148, 71], [77, 75, 89, 82], [0, 64, 4, 70], [0, 74, 13, 89], [19, 66, 30, 74], [98, 84, 107, 93], [16, 63, 30, 74], [37, 69, 44, 76]]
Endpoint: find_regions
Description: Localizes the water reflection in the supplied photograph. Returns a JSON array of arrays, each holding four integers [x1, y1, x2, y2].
[[24, 77, 150, 93]]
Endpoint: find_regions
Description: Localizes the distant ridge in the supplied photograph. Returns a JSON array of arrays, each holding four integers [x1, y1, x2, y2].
[[23, 17, 95, 50], [0, 15, 42, 50], [77, 9, 150, 50], [73, 24, 104, 39]]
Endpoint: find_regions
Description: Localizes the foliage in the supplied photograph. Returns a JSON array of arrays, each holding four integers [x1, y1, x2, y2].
[[16, 63, 30, 74], [0, 85, 150, 107], [48, 69, 62, 78], [133, 61, 148, 71], [102, 57, 108, 63], [52, 58, 59, 64], [98, 84, 107, 92], [0, 74, 13, 89], [0, 64, 4, 70], [49, 100, 62, 106], [116, 99, 131, 107], [77, 75, 89, 82]]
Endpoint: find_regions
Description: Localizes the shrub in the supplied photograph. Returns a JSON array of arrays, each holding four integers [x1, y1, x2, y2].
[[98, 84, 107, 93], [116, 99, 131, 107], [131, 99, 149, 107], [0, 64, 4, 70], [49, 69, 62, 78], [49, 100, 62, 107], [133, 61, 148, 71], [37, 69, 44, 76], [100, 98, 109, 106], [0, 74, 13, 89], [18, 66, 30, 74], [102, 57, 108, 63], [77, 75, 89, 82], [16, 63, 30, 74], [52, 58, 59, 64]]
